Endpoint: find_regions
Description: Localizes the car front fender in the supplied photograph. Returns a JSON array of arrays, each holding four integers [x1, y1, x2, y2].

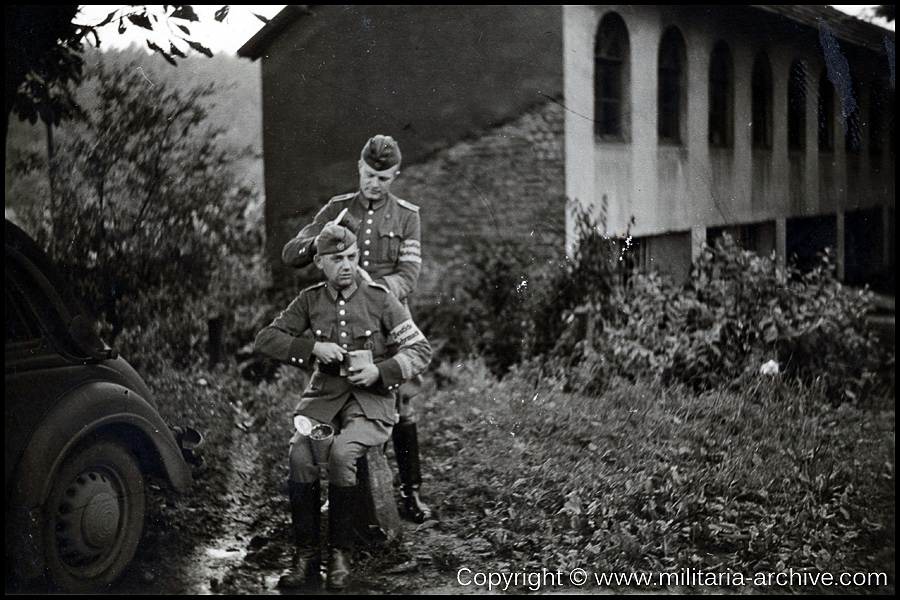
[[7, 380, 193, 582]]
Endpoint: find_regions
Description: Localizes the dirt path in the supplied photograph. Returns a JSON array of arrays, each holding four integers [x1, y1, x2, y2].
[[113, 388, 484, 595]]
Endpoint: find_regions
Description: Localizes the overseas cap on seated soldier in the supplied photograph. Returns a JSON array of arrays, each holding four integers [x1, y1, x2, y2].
[[313, 224, 359, 290]]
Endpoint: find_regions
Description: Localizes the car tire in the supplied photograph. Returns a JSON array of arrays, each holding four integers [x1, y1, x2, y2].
[[42, 436, 147, 592]]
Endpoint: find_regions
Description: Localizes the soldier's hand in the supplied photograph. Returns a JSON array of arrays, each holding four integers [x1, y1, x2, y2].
[[348, 363, 380, 387], [313, 342, 347, 364], [339, 211, 361, 234], [357, 265, 374, 283]]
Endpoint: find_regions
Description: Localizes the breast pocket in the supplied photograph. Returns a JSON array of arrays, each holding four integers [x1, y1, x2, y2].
[[312, 324, 335, 343], [378, 224, 401, 263], [353, 325, 386, 357]]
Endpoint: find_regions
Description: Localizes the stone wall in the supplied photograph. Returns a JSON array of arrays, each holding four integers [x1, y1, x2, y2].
[[391, 99, 567, 305]]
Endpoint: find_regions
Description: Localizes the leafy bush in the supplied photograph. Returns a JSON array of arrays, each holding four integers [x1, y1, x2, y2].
[[532, 229, 890, 405], [417, 205, 619, 376], [417, 238, 541, 374], [19, 57, 266, 370]]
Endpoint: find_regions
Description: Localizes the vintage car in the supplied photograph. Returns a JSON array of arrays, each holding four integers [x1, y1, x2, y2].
[[5, 219, 201, 592]]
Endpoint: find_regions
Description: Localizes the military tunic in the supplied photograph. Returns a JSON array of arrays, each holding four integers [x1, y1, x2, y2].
[[255, 275, 432, 485], [255, 276, 432, 425], [282, 192, 422, 303]]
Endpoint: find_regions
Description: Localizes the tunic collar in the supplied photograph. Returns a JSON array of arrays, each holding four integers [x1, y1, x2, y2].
[[325, 279, 358, 301], [355, 191, 390, 212]]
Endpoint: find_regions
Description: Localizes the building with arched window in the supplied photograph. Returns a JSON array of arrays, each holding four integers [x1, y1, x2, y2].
[[564, 5, 894, 289], [238, 6, 893, 295]]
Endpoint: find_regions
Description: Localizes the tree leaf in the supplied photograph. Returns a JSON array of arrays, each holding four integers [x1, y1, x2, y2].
[[128, 13, 154, 30], [186, 39, 214, 57], [147, 40, 178, 66], [214, 6, 230, 22], [171, 6, 199, 22], [252, 12, 271, 24], [97, 10, 118, 28]]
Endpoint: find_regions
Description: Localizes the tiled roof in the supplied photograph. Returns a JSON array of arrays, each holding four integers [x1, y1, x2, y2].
[[238, 5, 895, 60], [752, 5, 894, 53]]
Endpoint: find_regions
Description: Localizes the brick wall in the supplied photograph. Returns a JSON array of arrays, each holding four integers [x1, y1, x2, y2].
[[391, 99, 567, 305]]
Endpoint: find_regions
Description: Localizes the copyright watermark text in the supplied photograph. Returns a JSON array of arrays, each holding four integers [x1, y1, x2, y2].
[[456, 567, 889, 592]]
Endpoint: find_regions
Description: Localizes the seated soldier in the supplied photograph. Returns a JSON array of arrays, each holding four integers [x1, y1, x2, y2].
[[255, 223, 432, 591]]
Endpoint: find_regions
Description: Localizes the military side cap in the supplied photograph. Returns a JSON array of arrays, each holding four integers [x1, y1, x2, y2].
[[361, 135, 402, 171], [316, 224, 357, 255]]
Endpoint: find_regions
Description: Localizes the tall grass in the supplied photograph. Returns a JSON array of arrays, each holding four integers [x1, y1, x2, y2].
[[417, 359, 894, 592]]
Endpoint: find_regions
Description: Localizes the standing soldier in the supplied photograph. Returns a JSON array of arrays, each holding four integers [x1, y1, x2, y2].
[[281, 135, 433, 523], [257, 224, 433, 590]]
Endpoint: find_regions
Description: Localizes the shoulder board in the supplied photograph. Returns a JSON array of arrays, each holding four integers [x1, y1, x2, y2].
[[331, 192, 356, 203], [301, 281, 328, 294], [396, 198, 419, 212], [365, 280, 391, 294]]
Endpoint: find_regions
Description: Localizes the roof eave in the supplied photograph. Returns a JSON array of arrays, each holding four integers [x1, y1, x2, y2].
[[237, 5, 314, 60]]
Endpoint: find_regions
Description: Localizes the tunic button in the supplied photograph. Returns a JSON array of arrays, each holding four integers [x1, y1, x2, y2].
[[291, 357, 296, 363], [368, 210, 374, 215], [365, 228, 372, 234], [363, 261, 369, 266], [340, 320, 346, 326], [342, 343, 348, 348], [298, 358, 303, 364], [367, 219, 373, 224], [364, 250, 370, 256], [339, 300, 345, 305], [365, 239, 371, 245], [316, 329, 322, 335], [365, 330, 372, 336], [339, 309, 346, 315]]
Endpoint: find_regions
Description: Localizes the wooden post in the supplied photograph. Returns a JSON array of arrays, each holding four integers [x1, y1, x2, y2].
[[208, 315, 224, 367]]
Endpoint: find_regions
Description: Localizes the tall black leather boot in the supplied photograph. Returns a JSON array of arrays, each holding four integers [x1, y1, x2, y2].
[[278, 481, 321, 588], [326, 484, 356, 591], [392, 421, 433, 523]]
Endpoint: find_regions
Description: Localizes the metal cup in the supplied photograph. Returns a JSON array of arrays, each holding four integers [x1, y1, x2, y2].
[[308, 423, 334, 465], [347, 349, 373, 370], [341, 349, 373, 376]]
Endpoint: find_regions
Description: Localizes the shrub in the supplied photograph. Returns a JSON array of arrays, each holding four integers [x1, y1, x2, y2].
[[418, 205, 620, 377], [419, 237, 543, 375], [550, 232, 890, 404], [19, 57, 266, 370]]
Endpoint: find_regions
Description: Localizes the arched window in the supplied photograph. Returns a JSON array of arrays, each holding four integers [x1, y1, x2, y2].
[[708, 42, 733, 148], [787, 59, 808, 151], [818, 69, 835, 152], [751, 52, 772, 149], [658, 26, 686, 144], [595, 13, 629, 140]]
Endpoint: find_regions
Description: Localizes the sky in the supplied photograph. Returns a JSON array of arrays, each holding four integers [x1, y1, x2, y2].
[[77, 5, 892, 58], [76, 5, 288, 56]]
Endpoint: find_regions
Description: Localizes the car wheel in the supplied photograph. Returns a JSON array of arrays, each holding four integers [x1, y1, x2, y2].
[[43, 436, 146, 592]]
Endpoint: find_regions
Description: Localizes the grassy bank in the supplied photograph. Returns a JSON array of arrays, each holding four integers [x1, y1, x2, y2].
[[136, 346, 894, 594], [413, 359, 895, 594]]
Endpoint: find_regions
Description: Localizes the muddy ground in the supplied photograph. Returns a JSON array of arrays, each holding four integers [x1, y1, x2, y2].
[[106, 377, 499, 596]]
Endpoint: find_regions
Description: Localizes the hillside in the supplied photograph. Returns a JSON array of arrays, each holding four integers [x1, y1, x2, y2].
[[5, 45, 264, 219]]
